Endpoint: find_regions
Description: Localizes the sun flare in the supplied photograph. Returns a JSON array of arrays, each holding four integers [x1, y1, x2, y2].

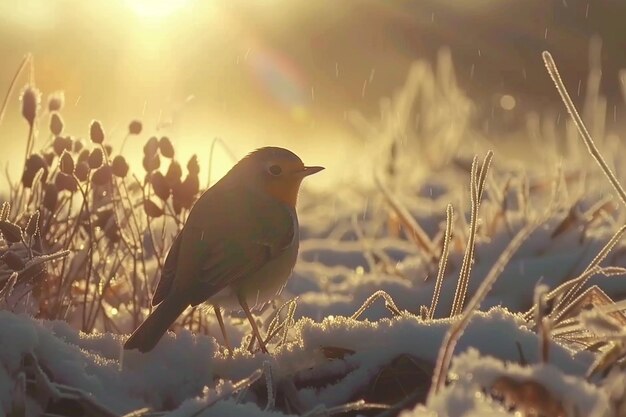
[[125, 0, 190, 19]]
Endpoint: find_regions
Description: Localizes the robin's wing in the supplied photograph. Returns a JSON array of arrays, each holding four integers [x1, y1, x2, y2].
[[174, 184, 295, 306], [186, 224, 294, 306], [152, 230, 182, 306]]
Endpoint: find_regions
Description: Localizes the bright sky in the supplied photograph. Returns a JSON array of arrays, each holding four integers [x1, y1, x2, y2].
[[0, 0, 368, 188], [1, 0, 603, 190]]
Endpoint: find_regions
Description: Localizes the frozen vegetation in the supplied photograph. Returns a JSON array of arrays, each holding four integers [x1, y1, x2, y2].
[[2, 47, 626, 416]]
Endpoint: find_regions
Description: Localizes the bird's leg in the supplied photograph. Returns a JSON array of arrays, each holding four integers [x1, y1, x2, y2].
[[238, 294, 269, 353], [213, 304, 232, 355]]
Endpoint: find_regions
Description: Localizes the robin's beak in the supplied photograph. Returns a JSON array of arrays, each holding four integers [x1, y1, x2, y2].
[[301, 166, 325, 177]]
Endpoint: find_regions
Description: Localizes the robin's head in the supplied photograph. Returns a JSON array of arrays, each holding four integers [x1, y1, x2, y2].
[[231, 147, 323, 207]]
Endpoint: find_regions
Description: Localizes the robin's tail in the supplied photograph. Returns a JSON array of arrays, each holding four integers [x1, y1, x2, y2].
[[124, 296, 187, 352]]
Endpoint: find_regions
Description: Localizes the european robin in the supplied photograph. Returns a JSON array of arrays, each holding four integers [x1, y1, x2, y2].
[[124, 147, 323, 353]]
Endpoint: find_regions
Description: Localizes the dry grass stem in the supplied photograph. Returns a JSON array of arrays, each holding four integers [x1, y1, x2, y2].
[[543, 51, 626, 208], [351, 290, 403, 320], [552, 225, 626, 321], [429, 204, 453, 319], [430, 219, 538, 396], [374, 174, 436, 259], [450, 150, 493, 316], [0, 54, 31, 129]]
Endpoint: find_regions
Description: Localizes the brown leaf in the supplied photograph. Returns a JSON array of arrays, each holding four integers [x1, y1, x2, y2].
[[320, 346, 356, 360], [362, 354, 433, 409], [490, 376, 565, 417]]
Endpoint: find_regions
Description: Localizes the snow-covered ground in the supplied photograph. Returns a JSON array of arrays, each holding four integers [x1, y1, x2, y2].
[[3, 50, 626, 417]]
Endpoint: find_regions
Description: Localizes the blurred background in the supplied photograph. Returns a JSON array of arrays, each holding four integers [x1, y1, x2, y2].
[[1, 0, 625, 187]]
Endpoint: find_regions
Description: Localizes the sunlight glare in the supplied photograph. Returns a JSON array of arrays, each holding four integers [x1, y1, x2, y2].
[[126, 0, 190, 20]]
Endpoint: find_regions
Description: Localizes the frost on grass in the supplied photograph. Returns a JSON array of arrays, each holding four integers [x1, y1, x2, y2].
[[3, 45, 626, 416]]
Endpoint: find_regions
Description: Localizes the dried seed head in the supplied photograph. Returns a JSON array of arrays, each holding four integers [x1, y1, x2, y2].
[[144, 199, 164, 218], [166, 160, 182, 187], [43, 183, 58, 211], [43, 152, 55, 167], [187, 155, 200, 176], [1, 251, 24, 271], [178, 173, 199, 209], [52, 136, 71, 156], [143, 136, 159, 156], [55, 172, 77, 193], [77, 149, 90, 165], [158, 136, 175, 158], [22, 154, 47, 188], [59, 151, 75, 175], [73, 139, 85, 154], [143, 153, 160, 172], [90, 120, 105, 144], [20, 85, 40, 127], [104, 144, 113, 156], [0, 221, 22, 243], [50, 112, 64, 136], [74, 162, 90, 182], [92, 165, 112, 186], [21, 170, 36, 189], [25, 211, 40, 237], [111, 155, 129, 178], [25, 153, 46, 172], [128, 120, 143, 135], [150, 172, 170, 201], [88, 148, 104, 169], [47, 91, 65, 112]]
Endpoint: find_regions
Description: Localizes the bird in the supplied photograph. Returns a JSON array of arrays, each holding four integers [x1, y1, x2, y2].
[[124, 147, 323, 353]]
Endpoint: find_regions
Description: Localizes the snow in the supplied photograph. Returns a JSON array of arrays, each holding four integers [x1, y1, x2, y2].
[[0, 305, 599, 416], [3, 47, 626, 416]]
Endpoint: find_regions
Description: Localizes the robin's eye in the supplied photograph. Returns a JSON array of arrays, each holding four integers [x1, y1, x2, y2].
[[268, 165, 282, 176]]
